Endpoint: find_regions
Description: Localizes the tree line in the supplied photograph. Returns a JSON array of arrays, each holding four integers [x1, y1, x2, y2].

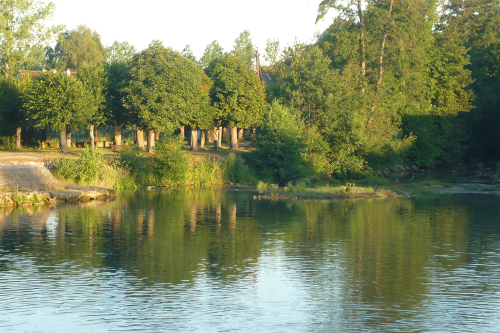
[[0, 0, 264, 153], [255, 0, 500, 176], [1, 0, 500, 181]]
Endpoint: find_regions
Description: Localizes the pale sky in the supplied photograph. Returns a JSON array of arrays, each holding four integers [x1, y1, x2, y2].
[[46, 0, 335, 64]]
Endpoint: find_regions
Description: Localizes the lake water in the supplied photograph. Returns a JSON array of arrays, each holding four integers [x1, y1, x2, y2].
[[1, 190, 500, 332]]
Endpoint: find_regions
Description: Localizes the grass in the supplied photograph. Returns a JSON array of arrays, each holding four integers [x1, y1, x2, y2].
[[257, 181, 400, 199]]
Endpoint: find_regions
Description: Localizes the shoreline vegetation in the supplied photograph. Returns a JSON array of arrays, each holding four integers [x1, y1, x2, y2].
[[2, 140, 499, 210]]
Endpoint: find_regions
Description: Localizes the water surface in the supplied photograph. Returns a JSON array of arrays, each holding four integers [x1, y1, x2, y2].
[[1, 190, 500, 332]]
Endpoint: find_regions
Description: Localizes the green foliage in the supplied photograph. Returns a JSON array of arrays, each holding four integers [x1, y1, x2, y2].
[[264, 38, 280, 66], [120, 135, 231, 187], [77, 62, 108, 126], [222, 153, 254, 184], [118, 145, 155, 185], [187, 157, 224, 186], [104, 61, 130, 127], [252, 101, 307, 186], [311, 0, 475, 171], [256, 181, 268, 191], [205, 54, 266, 128], [0, 75, 31, 136], [52, 158, 78, 180], [230, 30, 256, 69], [0, 136, 16, 150], [181, 44, 196, 62], [0, 0, 62, 75], [25, 73, 96, 131], [153, 135, 189, 185], [199, 40, 224, 69], [78, 145, 105, 184], [105, 41, 136, 64], [47, 25, 106, 71], [52, 145, 104, 185], [119, 135, 188, 186], [12, 184, 19, 201], [124, 45, 210, 134], [52, 145, 132, 190]]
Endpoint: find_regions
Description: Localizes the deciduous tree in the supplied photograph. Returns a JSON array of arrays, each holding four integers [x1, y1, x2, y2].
[[199, 40, 223, 69], [124, 45, 209, 153], [25, 73, 96, 153], [205, 54, 266, 150], [0, 0, 63, 76], [47, 25, 106, 72]]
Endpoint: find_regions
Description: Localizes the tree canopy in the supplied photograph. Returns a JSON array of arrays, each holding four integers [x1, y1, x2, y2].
[[231, 30, 256, 69], [0, 0, 63, 76], [199, 40, 223, 69], [47, 25, 106, 71], [205, 54, 266, 129], [123, 45, 210, 133], [25, 73, 96, 131]]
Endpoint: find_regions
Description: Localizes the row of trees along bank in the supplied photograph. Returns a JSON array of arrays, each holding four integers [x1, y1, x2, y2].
[[1, 47, 265, 153], [0, 0, 265, 154]]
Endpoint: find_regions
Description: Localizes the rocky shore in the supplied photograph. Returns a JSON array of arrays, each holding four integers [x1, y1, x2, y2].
[[0, 164, 113, 207]]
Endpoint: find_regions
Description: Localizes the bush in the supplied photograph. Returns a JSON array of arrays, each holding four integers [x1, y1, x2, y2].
[[153, 135, 189, 185], [252, 101, 307, 186], [119, 134, 191, 186], [188, 157, 224, 186], [52, 158, 78, 181], [53, 145, 134, 190], [222, 153, 254, 183]]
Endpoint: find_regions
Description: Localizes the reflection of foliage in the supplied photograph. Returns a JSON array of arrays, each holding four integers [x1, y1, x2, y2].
[[1, 189, 489, 319]]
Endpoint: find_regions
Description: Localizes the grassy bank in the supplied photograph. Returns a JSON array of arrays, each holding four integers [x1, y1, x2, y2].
[[254, 180, 402, 200]]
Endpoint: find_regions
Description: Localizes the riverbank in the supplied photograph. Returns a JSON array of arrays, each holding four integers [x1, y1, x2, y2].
[[0, 164, 113, 208]]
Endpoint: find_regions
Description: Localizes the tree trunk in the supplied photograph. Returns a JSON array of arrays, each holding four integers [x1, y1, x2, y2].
[[200, 130, 206, 148], [190, 128, 198, 151], [41, 128, 47, 149], [89, 124, 95, 150], [251, 128, 256, 138], [147, 130, 155, 154], [230, 126, 238, 151], [358, 0, 366, 95], [15, 127, 21, 150], [180, 126, 185, 141], [367, 0, 393, 132], [113, 122, 122, 145], [213, 127, 219, 150], [66, 129, 72, 148], [238, 128, 244, 141], [207, 129, 214, 142], [155, 131, 160, 141], [136, 127, 144, 149], [60, 128, 68, 153]]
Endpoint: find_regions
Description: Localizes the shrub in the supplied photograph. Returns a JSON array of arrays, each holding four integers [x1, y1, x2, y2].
[[119, 134, 190, 186], [119, 145, 155, 184], [153, 135, 189, 185], [52, 145, 134, 190], [252, 101, 307, 186], [222, 153, 254, 183], [188, 157, 224, 186], [257, 181, 268, 191], [52, 158, 78, 181]]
